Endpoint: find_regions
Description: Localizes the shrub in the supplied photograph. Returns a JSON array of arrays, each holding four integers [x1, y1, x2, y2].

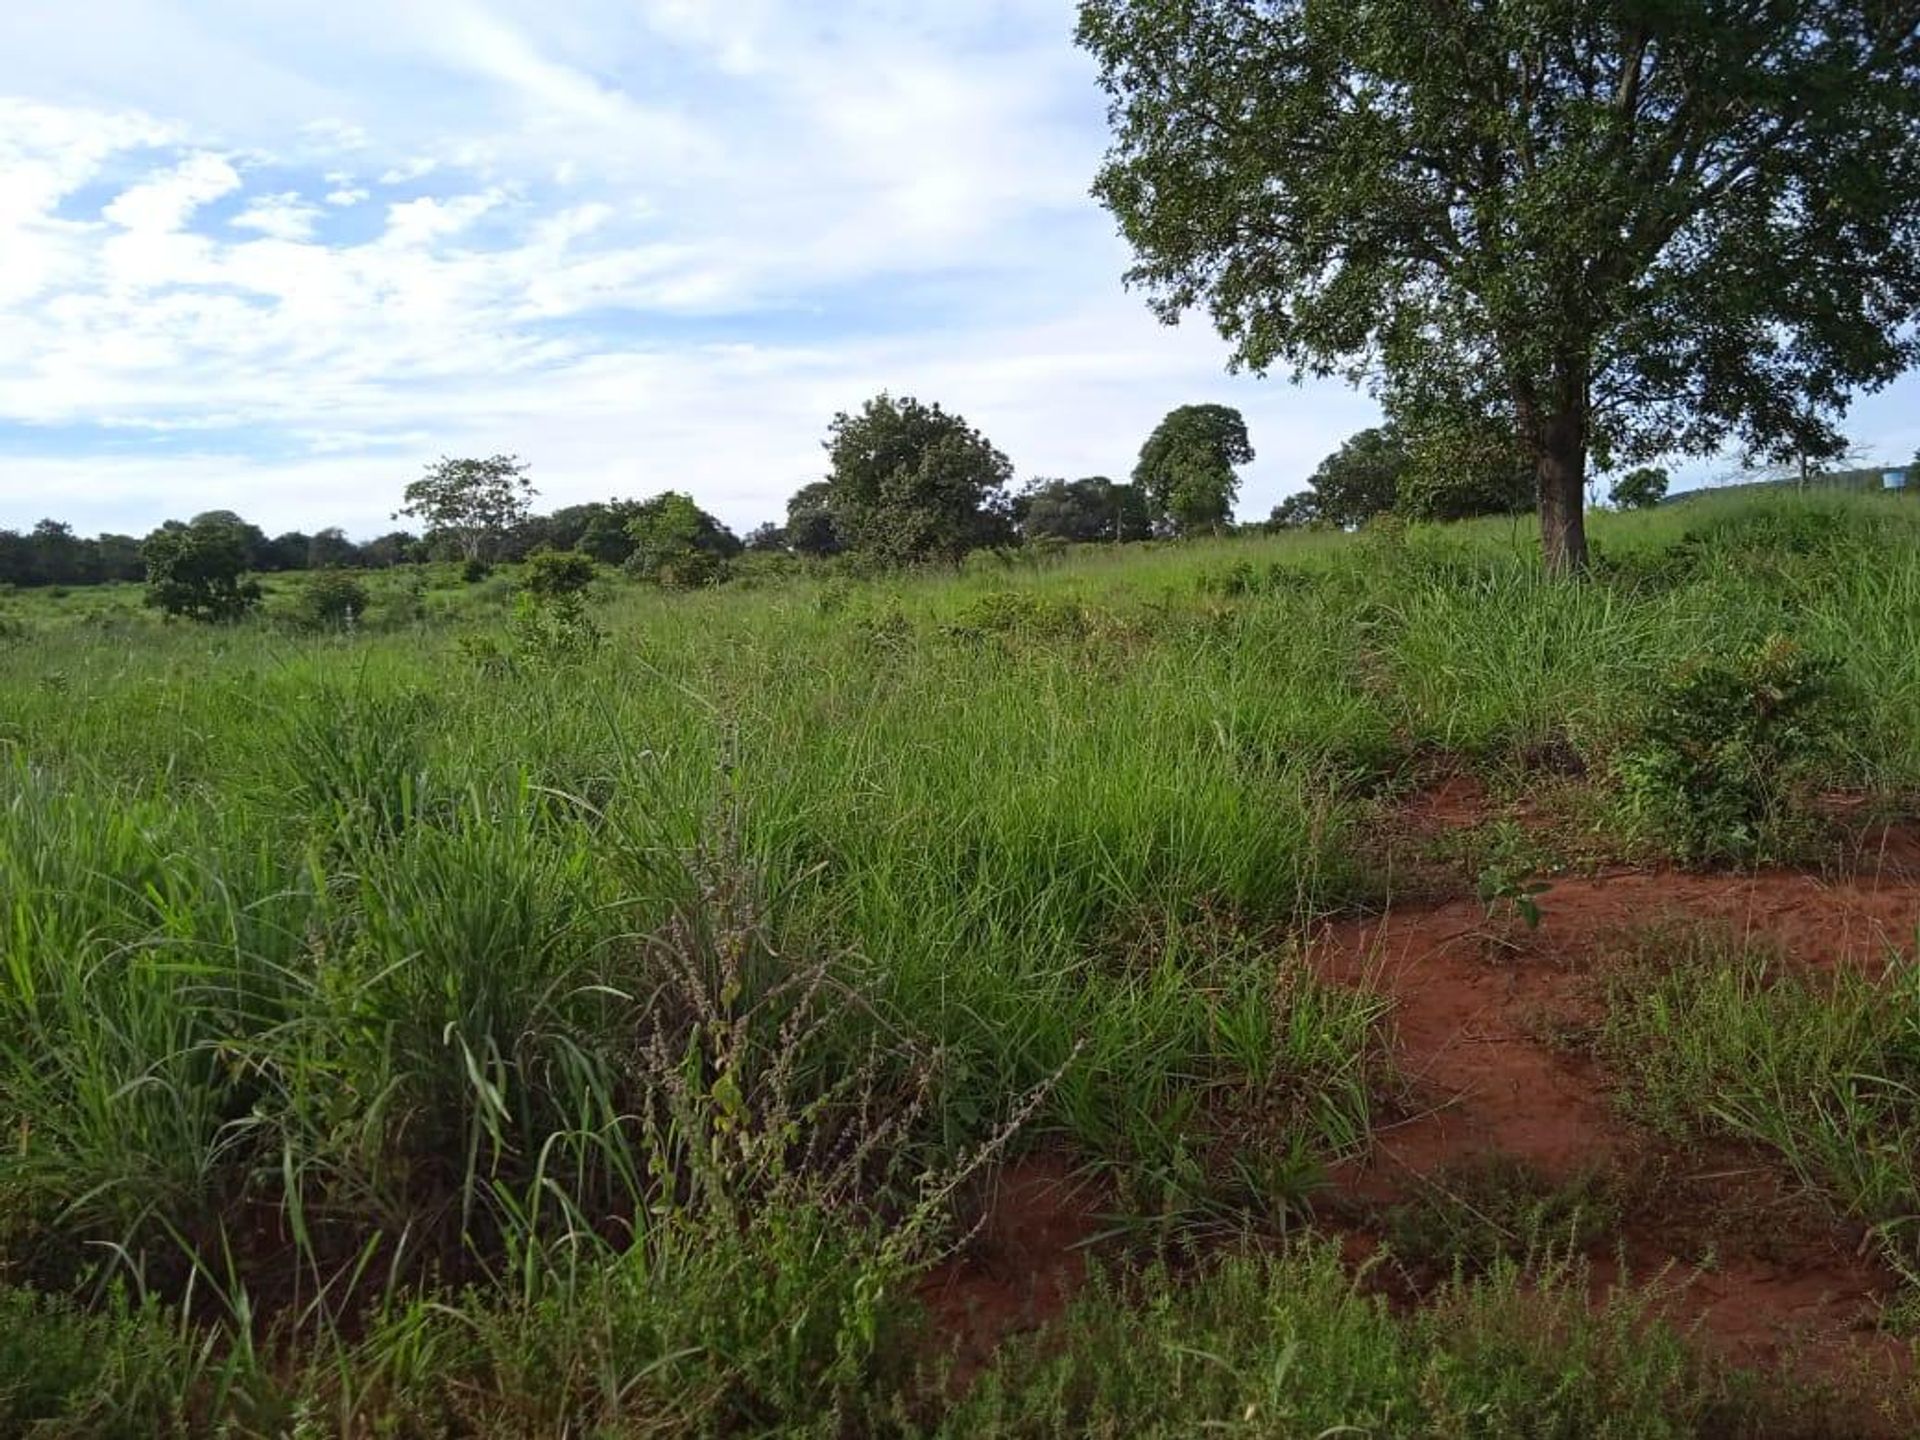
[[947, 1245, 1780, 1437], [0, 1287, 188, 1437], [292, 570, 369, 631], [520, 549, 597, 599], [1615, 635, 1846, 862], [460, 556, 493, 584], [624, 492, 740, 587], [507, 591, 603, 666], [945, 590, 1089, 642]]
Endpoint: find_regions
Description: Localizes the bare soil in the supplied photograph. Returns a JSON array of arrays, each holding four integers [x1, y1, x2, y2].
[[923, 789, 1920, 1417], [1313, 843, 1919, 1406], [917, 1155, 1101, 1387]]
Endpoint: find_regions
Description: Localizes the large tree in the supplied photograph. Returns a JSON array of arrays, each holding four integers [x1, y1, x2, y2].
[[1133, 404, 1253, 535], [1015, 476, 1154, 543], [1078, 0, 1920, 573], [823, 394, 1015, 565], [396, 455, 536, 565]]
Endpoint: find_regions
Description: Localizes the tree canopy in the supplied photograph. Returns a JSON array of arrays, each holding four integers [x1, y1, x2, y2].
[[1610, 466, 1671, 510], [1132, 404, 1253, 535], [783, 481, 844, 558], [1014, 476, 1153, 544], [624, 491, 742, 587], [823, 395, 1014, 565], [1298, 427, 1407, 530], [141, 514, 262, 623], [396, 455, 537, 564], [1079, 0, 1920, 572]]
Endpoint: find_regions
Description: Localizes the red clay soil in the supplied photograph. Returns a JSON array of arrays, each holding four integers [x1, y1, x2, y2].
[[1312, 864, 1920, 1389], [917, 1155, 1102, 1387], [916, 819, 1920, 1404]]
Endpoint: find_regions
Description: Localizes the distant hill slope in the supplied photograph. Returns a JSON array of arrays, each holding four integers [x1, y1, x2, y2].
[[1669, 463, 1910, 503]]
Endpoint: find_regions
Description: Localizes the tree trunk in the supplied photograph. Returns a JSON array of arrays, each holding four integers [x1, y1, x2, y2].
[[1536, 407, 1589, 578]]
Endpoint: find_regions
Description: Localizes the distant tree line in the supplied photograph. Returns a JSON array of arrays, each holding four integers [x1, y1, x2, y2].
[[0, 512, 426, 590], [7, 396, 1271, 614], [1267, 423, 1676, 530]]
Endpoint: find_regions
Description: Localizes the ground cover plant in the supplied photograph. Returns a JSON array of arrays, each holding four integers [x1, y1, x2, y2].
[[2, 489, 1919, 1433]]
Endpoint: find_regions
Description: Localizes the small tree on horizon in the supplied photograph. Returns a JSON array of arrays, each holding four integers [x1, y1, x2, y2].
[[624, 491, 742, 587], [1610, 466, 1671, 511], [396, 455, 536, 566], [823, 394, 1014, 565], [141, 515, 262, 623]]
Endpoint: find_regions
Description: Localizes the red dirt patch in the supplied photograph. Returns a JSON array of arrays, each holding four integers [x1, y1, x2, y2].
[[1311, 864, 1919, 1393], [1398, 772, 1495, 833], [918, 1156, 1102, 1385]]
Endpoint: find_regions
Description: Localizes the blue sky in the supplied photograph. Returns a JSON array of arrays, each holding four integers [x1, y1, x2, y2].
[[1, 1, 1914, 538]]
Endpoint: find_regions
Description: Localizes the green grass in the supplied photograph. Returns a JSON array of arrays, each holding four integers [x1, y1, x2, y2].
[[1599, 926, 1920, 1285], [936, 1243, 1827, 1438], [2, 489, 1919, 1431]]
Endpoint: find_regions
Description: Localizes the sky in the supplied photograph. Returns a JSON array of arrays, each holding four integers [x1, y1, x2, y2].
[[1, 1, 1915, 539]]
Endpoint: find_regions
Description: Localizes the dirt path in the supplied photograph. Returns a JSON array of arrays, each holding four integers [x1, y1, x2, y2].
[[920, 828, 1920, 1412], [1312, 865, 1918, 1387]]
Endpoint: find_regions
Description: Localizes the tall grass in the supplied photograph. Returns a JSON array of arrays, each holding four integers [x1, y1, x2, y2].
[[1, 488, 1917, 1428]]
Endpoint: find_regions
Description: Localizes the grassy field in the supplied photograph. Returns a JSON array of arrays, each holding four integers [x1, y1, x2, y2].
[[2, 490, 1918, 1435]]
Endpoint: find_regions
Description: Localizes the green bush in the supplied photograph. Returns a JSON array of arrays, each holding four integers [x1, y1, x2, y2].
[[520, 548, 597, 599], [291, 569, 369, 631], [944, 1244, 1786, 1438], [945, 590, 1090, 642], [1615, 635, 1846, 862], [0, 1287, 188, 1437]]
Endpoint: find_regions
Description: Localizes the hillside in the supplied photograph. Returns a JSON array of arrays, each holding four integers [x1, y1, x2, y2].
[[2, 490, 1919, 1435]]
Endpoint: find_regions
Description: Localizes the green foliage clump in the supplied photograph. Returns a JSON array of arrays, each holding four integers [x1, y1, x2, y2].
[[291, 568, 369, 631], [140, 516, 262, 623], [1384, 1155, 1619, 1279], [624, 490, 742, 587], [1615, 636, 1845, 862], [823, 393, 1016, 566], [1612, 467, 1671, 510], [0, 1287, 187, 1438], [1393, 416, 1536, 523], [945, 590, 1091, 643], [434, 1202, 927, 1436], [1133, 403, 1253, 536], [1292, 425, 1405, 529], [519, 547, 597, 598], [947, 1244, 1780, 1437], [1016, 475, 1154, 544]]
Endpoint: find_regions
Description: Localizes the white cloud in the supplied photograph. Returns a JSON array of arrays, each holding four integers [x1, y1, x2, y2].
[[377, 157, 438, 185], [102, 152, 241, 232], [300, 118, 368, 152], [232, 192, 323, 240], [379, 190, 504, 247], [8, 1, 1904, 537]]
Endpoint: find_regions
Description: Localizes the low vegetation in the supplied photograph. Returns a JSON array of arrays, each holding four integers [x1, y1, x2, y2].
[[2, 488, 1918, 1432]]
